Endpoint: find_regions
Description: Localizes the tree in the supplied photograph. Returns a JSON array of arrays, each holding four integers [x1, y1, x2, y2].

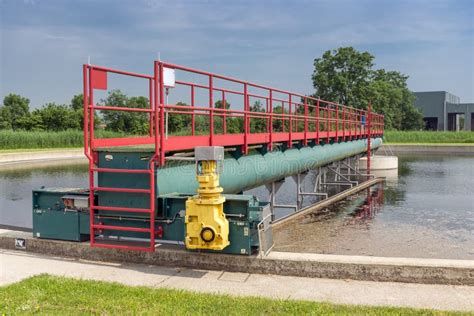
[[70, 94, 84, 111], [0, 106, 12, 129], [1, 94, 30, 130], [16, 112, 45, 131], [312, 47, 423, 130], [312, 47, 373, 108], [366, 70, 423, 130], [168, 102, 191, 134], [250, 100, 266, 133], [69, 93, 102, 129], [101, 90, 149, 134], [272, 104, 289, 132], [213, 100, 244, 134], [34, 103, 80, 131], [214, 100, 231, 109]]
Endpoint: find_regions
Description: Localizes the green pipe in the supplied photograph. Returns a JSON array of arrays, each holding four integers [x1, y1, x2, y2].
[[157, 138, 382, 194]]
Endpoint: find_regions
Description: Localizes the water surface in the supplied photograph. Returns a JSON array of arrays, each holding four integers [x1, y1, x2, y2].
[[0, 154, 472, 259], [270, 154, 474, 259]]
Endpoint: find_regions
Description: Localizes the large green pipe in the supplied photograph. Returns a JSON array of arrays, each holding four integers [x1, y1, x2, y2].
[[157, 138, 382, 194]]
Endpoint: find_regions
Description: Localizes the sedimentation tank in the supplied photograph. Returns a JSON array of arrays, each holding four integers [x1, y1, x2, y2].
[[30, 61, 386, 253]]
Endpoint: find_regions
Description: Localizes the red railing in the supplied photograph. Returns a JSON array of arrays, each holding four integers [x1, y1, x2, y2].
[[83, 61, 384, 166], [83, 60, 384, 251]]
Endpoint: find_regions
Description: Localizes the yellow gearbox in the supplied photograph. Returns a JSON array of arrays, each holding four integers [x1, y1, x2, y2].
[[185, 147, 229, 250]]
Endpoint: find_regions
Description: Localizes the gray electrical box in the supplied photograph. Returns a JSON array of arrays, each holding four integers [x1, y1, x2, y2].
[[195, 146, 224, 161]]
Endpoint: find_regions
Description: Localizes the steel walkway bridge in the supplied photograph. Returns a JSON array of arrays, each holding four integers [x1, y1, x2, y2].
[[31, 61, 385, 254]]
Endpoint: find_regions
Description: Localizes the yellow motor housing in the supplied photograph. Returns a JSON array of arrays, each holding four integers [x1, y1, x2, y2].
[[185, 155, 229, 251]]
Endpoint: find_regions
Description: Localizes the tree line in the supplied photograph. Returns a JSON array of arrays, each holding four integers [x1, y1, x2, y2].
[[312, 47, 423, 130], [0, 46, 423, 133]]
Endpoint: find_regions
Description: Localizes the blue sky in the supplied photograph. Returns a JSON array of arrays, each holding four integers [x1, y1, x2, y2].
[[1, 0, 473, 108]]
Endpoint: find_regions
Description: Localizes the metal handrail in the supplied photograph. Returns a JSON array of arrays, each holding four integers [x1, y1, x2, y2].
[[83, 61, 385, 166]]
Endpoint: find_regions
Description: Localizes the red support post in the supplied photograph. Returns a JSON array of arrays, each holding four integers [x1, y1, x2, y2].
[[84, 65, 94, 247], [222, 90, 226, 134], [281, 101, 285, 133], [83, 65, 90, 160], [159, 62, 165, 166], [243, 83, 248, 154], [149, 160, 155, 250], [367, 102, 372, 175], [89, 67, 95, 149], [288, 94, 292, 148], [342, 106, 345, 141], [304, 97, 308, 146], [149, 79, 153, 137], [209, 75, 214, 146], [350, 109, 352, 140], [326, 106, 330, 144], [269, 89, 273, 151], [153, 61, 159, 161], [316, 98, 320, 144], [191, 85, 195, 136], [335, 104, 339, 141]]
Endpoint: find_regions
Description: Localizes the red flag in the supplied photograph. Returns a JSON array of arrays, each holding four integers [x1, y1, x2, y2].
[[91, 69, 107, 90]]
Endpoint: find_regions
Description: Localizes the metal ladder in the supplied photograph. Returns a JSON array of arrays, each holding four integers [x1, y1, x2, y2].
[[88, 159, 156, 252]]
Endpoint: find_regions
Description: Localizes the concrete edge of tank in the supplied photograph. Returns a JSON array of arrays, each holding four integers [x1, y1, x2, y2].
[[359, 155, 398, 170], [1, 229, 472, 286]]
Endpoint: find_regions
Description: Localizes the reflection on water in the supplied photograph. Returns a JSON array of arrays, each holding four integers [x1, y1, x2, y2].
[[0, 161, 88, 229], [272, 154, 474, 259], [0, 154, 473, 259]]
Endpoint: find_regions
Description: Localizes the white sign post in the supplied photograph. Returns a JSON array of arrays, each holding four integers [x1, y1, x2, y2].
[[163, 67, 175, 139]]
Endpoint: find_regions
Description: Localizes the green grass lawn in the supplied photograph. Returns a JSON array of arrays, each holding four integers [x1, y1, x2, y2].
[[0, 275, 463, 315]]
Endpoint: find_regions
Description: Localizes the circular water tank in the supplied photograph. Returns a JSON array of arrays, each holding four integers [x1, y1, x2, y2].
[[359, 155, 398, 170]]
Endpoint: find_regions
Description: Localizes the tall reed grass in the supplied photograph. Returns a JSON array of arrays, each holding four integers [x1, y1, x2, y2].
[[1, 129, 472, 150], [384, 130, 474, 143], [0, 130, 124, 150]]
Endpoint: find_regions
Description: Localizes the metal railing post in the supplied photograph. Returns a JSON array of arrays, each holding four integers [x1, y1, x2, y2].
[[149, 79, 153, 137], [222, 90, 226, 134], [153, 61, 159, 161], [367, 102, 372, 175], [326, 106, 330, 144], [191, 85, 195, 136], [244, 82, 248, 154], [159, 62, 165, 165], [269, 89, 273, 151], [83, 65, 90, 160], [88, 66, 95, 149], [288, 94, 292, 148], [304, 97, 308, 146], [316, 98, 320, 144], [209, 75, 214, 146], [342, 106, 345, 141], [149, 160, 155, 251]]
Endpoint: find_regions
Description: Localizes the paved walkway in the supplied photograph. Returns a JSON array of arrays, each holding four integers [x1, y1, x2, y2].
[[0, 148, 86, 165], [1, 250, 473, 311]]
